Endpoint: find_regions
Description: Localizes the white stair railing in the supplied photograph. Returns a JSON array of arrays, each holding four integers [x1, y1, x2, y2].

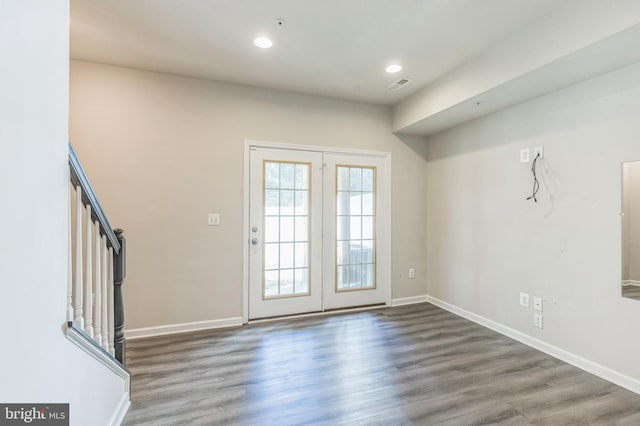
[[108, 247, 115, 356], [84, 204, 93, 338], [67, 189, 74, 323], [101, 235, 109, 351], [93, 219, 102, 346], [67, 143, 127, 365], [73, 186, 84, 328]]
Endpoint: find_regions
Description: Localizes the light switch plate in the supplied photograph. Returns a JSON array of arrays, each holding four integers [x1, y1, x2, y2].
[[519, 292, 530, 307], [520, 148, 530, 163], [208, 213, 220, 226], [533, 297, 543, 312], [408, 268, 415, 279]]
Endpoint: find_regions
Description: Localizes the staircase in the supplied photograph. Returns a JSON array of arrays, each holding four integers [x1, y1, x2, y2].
[[65, 143, 130, 385]]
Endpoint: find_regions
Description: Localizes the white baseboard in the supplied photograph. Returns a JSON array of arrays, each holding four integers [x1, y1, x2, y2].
[[425, 295, 640, 396], [622, 280, 640, 287], [391, 295, 428, 307], [126, 317, 243, 339], [109, 392, 131, 426]]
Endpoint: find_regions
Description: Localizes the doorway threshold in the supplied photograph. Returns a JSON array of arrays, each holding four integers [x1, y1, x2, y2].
[[248, 303, 387, 324]]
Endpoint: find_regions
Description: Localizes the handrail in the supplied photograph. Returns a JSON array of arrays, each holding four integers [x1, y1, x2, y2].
[[67, 142, 127, 365], [68, 142, 120, 254]]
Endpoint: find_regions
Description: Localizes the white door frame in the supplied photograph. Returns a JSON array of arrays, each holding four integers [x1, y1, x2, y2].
[[242, 139, 392, 323]]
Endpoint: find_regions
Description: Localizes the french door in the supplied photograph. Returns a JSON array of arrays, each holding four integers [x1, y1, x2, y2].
[[248, 145, 389, 319], [322, 154, 387, 310]]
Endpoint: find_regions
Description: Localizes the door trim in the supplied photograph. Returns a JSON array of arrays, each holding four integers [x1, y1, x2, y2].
[[242, 139, 392, 323]]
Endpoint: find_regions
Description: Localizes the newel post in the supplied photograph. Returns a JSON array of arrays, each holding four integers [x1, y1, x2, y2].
[[113, 228, 127, 365]]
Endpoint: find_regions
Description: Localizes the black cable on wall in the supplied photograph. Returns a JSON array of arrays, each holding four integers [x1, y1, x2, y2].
[[527, 153, 541, 203]]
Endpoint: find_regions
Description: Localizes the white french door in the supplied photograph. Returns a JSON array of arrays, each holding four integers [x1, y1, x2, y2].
[[248, 144, 389, 320], [249, 148, 324, 319], [322, 154, 388, 310]]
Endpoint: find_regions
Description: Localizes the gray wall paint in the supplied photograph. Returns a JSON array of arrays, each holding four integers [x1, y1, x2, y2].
[[425, 61, 640, 382], [69, 60, 428, 330]]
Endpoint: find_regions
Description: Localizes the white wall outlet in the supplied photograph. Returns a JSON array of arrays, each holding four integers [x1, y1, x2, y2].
[[520, 148, 530, 163], [534, 146, 544, 159], [519, 292, 530, 307], [408, 268, 415, 279], [207, 213, 220, 226], [533, 297, 543, 312], [533, 313, 543, 329]]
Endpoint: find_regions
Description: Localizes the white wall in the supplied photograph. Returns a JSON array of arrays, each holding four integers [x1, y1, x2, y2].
[[425, 60, 640, 383], [0, 3, 127, 425], [69, 60, 428, 329]]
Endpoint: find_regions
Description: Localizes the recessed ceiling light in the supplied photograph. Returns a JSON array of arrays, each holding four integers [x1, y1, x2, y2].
[[385, 64, 402, 74], [254, 37, 273, 49]]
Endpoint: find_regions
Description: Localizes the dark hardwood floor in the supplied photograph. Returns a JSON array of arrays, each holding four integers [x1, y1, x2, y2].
[[122, 303, 640, 425]]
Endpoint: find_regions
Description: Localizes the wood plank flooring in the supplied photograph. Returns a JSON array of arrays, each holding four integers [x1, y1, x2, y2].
[[122, 303, 640, 425]]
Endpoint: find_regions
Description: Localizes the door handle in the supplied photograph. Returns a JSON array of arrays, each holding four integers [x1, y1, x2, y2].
[[251, 238, 259, 245]]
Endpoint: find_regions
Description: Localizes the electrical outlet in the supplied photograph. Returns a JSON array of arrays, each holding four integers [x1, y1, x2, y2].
[[533, 297, 543, 312], [208, 213, 220, 226], [534, 146, 544, 159], [519, 292, 530, 307], [533, 313, 543, 329], [408, 268, 415, 279], [520, 148, 530, 163]]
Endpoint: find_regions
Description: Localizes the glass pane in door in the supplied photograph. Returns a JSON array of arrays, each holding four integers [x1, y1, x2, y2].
[[335, 165, 376, 291], [263, 161, 311, 299]]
